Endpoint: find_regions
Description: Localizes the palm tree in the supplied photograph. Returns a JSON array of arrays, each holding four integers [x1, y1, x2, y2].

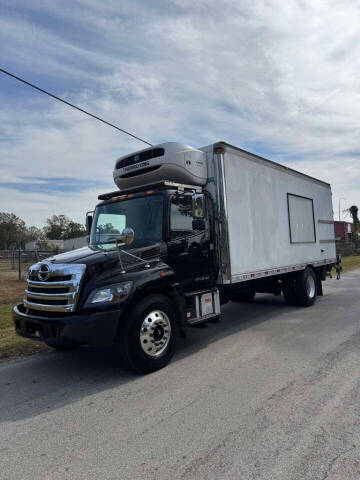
[[348, 205, 359, 239]]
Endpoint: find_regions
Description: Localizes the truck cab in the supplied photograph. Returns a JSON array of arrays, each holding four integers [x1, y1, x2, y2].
[[13, 144, 222, 373]]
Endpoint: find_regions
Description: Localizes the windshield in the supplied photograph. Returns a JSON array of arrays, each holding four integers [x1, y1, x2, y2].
[[90, 195, 164, 248]]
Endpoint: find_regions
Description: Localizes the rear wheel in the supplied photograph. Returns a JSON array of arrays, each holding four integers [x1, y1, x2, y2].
[[283, 268, 318, 306], [295, 267, 317, 306], [116, 294, 179, 373]]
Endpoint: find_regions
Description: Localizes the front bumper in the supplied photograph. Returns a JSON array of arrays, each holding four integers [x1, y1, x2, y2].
[[13, 304, 122, 347]]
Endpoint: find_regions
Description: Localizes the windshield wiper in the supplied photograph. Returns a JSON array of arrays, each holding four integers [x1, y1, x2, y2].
[[94, 241, 118, 246]]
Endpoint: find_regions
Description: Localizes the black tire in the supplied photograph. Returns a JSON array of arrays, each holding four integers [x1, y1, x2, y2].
[[230, 290, 256, 303], [116, 294, 179, 374], [294, 267, 317, 307], [282, 281, 298, 306], [45, 342, 80, 351]]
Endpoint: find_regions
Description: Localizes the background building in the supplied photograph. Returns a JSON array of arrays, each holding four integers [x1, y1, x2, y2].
[[334, 221, 353, 241]]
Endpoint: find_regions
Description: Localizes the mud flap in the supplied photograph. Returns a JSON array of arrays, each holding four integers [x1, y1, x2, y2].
[[316, 270, 323, 296]]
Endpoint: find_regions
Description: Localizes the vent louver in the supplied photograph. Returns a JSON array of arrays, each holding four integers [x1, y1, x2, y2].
[[116, 148, 164, 170]]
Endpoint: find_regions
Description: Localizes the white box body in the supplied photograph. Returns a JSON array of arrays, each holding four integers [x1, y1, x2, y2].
[[202, 143, 335, 284]]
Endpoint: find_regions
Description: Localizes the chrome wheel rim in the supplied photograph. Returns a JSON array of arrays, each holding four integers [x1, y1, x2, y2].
[[306, 275, 316, 299], [140, 310, 171, 358]]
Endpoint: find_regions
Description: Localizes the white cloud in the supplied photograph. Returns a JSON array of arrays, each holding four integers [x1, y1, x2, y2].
[[0, 186, 98, 227], [1, 0, 360, 226]]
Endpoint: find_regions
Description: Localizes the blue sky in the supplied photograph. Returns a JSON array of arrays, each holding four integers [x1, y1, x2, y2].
[[1, 0, 360, 226]]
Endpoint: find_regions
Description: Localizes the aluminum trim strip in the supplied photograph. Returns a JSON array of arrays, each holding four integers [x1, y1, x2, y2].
[[213, 152, 231, 284], [183, 288, 219, 297], [187, 312, 219, 325], [230, 258, 336, 283]]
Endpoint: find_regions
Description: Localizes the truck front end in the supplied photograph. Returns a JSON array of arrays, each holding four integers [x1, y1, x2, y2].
[[13, 143, 222, 372], [13, 189, 171, 351]]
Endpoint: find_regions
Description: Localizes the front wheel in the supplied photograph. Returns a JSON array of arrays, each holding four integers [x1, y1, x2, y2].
[[116, 294, 179, 373]]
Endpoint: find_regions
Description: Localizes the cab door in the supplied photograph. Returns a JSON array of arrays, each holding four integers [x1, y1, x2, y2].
[[166, 194, 216, 290]]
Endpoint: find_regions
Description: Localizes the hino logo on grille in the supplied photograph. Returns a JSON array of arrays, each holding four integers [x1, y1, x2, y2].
[[37, 263, 51, 281]]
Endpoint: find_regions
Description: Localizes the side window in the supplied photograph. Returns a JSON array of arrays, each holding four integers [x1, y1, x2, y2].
[[97, 214, 125, 235], [170, 196, 194, 239]]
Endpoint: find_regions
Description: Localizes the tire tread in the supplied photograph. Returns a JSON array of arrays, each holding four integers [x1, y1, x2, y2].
[[116, 294, 178, 373]]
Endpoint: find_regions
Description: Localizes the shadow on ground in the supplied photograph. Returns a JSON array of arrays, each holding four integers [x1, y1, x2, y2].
[[0, 294, 302, 422]]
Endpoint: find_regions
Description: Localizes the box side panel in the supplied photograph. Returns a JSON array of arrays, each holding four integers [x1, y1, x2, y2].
[[223, 152, 335, 279]]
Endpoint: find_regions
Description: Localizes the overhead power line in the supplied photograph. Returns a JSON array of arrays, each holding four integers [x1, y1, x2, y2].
[[0, 68, 153, 146]]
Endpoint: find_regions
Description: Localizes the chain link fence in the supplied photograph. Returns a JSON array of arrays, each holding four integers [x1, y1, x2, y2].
[[0, 249, 64, 280], [1, 242, 358, 281]]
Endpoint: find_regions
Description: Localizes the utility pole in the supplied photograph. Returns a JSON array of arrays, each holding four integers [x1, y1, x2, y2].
[[338, 197, 345, 221], [18, 248, 22, 281]]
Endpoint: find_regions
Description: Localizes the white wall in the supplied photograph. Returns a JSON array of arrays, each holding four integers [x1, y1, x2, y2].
[[63, 236, 88, 251], [25, 237, 87, 251], [25, 239, 64, 251]]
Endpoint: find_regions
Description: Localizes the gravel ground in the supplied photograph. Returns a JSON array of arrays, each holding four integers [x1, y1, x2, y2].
[[1, 270, 359, 480]]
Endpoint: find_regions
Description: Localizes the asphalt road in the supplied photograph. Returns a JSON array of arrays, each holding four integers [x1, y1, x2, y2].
[[1, 270, 360, 480]]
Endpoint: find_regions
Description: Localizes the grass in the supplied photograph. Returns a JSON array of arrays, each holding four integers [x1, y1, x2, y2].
[[0, 261, 49, 362], [0, 305, 49, 361], [341, 255, 360, 273]]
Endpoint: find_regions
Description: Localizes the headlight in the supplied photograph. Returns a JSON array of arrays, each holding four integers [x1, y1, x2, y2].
[[85, 281, 133, 307]]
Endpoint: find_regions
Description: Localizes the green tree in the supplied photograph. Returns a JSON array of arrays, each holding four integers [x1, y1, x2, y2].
[[43, 214, 70, 240], [348, 205, 359, 223], [0, 212, 26, 249], [98, 223, 120, 234], [44, 215, 86, 240], [24, 226, 43, 244], [349, 205, 359, 238], [63, 221, 86, 239]]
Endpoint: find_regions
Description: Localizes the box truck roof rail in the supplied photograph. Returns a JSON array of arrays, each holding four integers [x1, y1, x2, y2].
[[98, 180, 202, 201], [210, 142, 330, 188]]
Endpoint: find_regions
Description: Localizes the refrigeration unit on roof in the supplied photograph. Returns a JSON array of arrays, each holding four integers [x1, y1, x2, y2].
[[113, 142, 207, 190]]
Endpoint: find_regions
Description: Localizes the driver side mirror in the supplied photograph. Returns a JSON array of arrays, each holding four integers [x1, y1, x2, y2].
[[192, 193, 205, 219], [86, 212, 93, 234], [120, 227, 135, 246]]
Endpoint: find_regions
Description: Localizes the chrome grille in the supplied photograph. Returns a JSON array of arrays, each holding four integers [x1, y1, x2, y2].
[[24, 263, 86, 313]]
